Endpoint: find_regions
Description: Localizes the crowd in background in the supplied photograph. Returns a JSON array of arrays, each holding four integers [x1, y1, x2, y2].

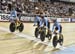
[[1, 0, 75, 18]]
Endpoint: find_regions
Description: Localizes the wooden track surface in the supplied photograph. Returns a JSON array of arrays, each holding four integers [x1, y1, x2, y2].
[[0, 22, 75, 54]]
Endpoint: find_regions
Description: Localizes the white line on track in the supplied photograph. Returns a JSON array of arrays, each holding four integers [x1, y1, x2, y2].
[[0, 27, 52, 46]]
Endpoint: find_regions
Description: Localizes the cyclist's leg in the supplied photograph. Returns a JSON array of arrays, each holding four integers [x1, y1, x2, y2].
[[37, 21, 40, 27], [59, 25, 62, 34], [10, 16, 15, 23], [47, 22, 51, 35], [44, 21, 50, 30], [16, 17, 21, 26], [44, 21, 51, 35], [48, 21, 50, 30], [13, 17, 17, 26], [18, 14, 21, 21]]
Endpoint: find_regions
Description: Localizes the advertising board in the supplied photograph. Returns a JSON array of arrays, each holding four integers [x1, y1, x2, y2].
[[71, 18, 75, 22]]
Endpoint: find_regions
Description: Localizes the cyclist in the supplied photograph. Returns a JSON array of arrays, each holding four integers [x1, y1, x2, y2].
[[34, 13, 50, 30], [10, 8, 20, 25], [52, 19, 62, 34]]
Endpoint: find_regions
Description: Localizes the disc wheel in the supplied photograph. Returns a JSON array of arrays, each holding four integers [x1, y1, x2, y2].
[[19, 23, 24, 32], [59, 34, 63, 46], [9, 23, 15, 32], [35, 27, 39, 38], [52, 36, 58, 48]]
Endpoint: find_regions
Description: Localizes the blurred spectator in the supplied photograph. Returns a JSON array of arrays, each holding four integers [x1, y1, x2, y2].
[[0, 0, 75, 18]]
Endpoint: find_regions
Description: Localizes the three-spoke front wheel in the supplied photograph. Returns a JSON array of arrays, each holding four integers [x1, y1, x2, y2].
[[53, 36, 58, 48]]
